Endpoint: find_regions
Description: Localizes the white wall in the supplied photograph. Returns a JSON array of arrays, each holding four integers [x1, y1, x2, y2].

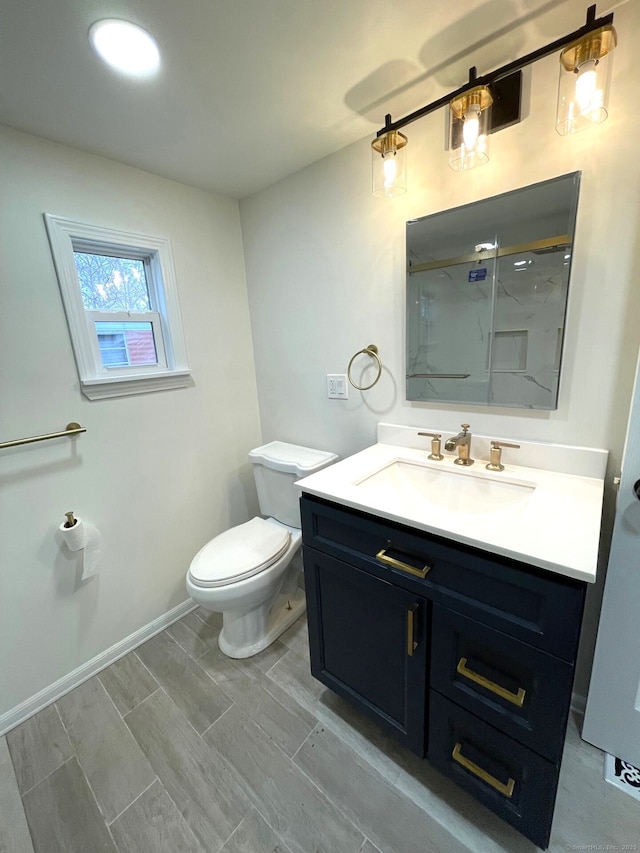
[[0, 126, 262, 720], [240, 0, 640, 697]]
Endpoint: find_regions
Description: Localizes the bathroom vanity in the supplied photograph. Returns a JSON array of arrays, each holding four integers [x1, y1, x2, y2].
[[297, 424, 607, 849]]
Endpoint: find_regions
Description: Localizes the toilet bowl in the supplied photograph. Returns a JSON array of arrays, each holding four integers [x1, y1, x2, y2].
[[186, 441, 337, 658]]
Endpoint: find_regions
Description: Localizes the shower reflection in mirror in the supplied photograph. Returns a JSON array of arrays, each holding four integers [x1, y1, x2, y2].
[[406, 172, 580, 409]]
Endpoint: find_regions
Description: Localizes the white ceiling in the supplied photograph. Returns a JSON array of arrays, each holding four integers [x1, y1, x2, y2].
[[0, 0, 603, 199]]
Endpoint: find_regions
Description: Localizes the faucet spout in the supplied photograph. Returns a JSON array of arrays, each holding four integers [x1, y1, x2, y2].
[[445, 423, 474, 466], [444, 434, 461, 452]]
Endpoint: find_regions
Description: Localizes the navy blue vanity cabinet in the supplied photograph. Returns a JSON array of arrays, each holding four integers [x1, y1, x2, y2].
[[300, 494, 587, 850]]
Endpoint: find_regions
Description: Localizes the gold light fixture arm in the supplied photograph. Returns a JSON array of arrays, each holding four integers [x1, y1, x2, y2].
[[559, 24, 616, 71]]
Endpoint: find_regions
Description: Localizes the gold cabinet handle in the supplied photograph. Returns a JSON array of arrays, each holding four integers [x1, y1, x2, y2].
[[452, 742, 515, 798], [407, 605, 418, 656], [456, 657, 526, 708], [376, 549, 431, 578]]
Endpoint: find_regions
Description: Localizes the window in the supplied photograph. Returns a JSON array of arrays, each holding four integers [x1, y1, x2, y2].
[[44, 215, 190, 399]]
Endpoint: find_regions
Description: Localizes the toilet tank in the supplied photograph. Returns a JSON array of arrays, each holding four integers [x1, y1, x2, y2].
[[249, 441, 338, 528]]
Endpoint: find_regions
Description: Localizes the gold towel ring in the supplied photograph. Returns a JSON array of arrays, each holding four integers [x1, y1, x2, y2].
[[347, 344, 382, 391]]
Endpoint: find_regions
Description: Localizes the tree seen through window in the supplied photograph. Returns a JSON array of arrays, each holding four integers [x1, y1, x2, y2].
[[74, 252, 151, 311]]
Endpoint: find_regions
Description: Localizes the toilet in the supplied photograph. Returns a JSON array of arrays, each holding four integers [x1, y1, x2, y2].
[[186, 441, 337, 658]]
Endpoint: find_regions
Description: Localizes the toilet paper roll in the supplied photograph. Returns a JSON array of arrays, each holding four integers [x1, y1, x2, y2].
[[59, 517, 102, 580]]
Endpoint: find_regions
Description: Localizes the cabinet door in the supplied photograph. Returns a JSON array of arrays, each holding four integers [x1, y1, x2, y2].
[[304, 545, 428, 755]]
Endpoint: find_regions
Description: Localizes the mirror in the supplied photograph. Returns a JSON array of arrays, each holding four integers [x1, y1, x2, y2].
[[406, 172, 580, 409]]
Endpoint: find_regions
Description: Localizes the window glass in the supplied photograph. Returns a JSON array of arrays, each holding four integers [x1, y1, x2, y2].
[[74, 253, 151, 311], [95, 321, 158, 368]]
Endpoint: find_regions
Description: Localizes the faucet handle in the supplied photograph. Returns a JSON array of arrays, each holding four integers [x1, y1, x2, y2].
[[418, 432, 443, 461], [461, 423, 470, 432], [486, 440, 521, 472]]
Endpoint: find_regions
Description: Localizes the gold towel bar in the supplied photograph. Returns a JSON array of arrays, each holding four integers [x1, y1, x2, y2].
[[0, 422, 86, 451]]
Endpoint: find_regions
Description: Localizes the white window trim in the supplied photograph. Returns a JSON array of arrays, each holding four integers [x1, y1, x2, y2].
[[44, 214, 191, 400]]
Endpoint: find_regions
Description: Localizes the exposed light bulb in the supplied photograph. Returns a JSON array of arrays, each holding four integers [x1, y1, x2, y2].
[[382, 151, 397, 188], [575, 60, 599, 112], [371, 130, 406, 197], [463, 104, 481, 150]]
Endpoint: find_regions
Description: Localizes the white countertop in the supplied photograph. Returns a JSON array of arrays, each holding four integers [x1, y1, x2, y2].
[[297, 426, 608, 584]]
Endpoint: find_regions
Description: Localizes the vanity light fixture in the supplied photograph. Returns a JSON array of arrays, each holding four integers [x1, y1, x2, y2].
[[89, 19, 161, 78], [556, 19, 616, 134], [448, 78, 493, 171], [371, 130, 408, 198], [371, 4, 616, 197]]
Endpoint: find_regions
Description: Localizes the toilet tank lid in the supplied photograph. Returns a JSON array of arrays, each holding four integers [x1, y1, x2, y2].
[[249, 441, 338, 475]]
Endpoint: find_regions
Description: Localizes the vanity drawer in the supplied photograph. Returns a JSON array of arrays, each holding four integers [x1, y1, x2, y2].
[[428, 691, 558, 849], [300, 495, 586, 661], [430, 605, 574, 762], [301, 494, 438, 581]]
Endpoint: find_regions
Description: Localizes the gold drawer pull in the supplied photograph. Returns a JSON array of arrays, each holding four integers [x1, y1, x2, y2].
[[452, 742, 515, 798], [376, 548, 431, 578], [407, 605, 418, 656], [457, 657, 526, 708]]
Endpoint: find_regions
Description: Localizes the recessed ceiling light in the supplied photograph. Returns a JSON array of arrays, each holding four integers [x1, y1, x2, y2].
[[89, 19, 160, 78]]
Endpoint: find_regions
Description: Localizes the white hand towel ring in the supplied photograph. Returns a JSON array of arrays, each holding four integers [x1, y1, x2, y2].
[[347, 344, 382, 390]]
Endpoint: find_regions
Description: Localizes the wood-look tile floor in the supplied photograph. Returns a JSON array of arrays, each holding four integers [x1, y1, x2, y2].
[[1, 608, 639, 853]]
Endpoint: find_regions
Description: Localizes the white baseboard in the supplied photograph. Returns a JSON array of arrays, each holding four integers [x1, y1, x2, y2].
[[0, 598, 198, 737]]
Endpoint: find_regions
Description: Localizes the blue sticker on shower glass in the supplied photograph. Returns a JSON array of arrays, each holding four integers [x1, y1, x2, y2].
[[469, 268, 487, 282]]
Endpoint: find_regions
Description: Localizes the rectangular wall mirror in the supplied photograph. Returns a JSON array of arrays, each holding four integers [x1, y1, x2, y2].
[[406, 172, 580, 409]]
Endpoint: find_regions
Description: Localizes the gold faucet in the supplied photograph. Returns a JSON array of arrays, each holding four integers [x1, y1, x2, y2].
[[418, 431, 443, 460], [486, 440, 520, 471], [444, 423, 473, 466]]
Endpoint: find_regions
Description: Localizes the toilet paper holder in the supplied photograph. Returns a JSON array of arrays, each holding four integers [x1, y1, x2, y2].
[[58, 512, 102, 580]]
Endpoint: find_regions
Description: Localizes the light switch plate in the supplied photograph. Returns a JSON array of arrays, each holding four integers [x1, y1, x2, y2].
[[327, 374, 348, 399]]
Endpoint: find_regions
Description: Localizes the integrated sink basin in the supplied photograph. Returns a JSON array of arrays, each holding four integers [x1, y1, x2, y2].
[[355, 459, 536, 515]]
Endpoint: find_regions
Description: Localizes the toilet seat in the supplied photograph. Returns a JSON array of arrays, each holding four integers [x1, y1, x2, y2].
[[188, 517, 291, 589]]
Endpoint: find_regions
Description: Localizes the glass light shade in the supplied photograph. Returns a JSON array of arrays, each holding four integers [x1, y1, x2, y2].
[[371, 131, 408, 198], [449, 86, 493, 171], [555, 25, 616, 135]]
